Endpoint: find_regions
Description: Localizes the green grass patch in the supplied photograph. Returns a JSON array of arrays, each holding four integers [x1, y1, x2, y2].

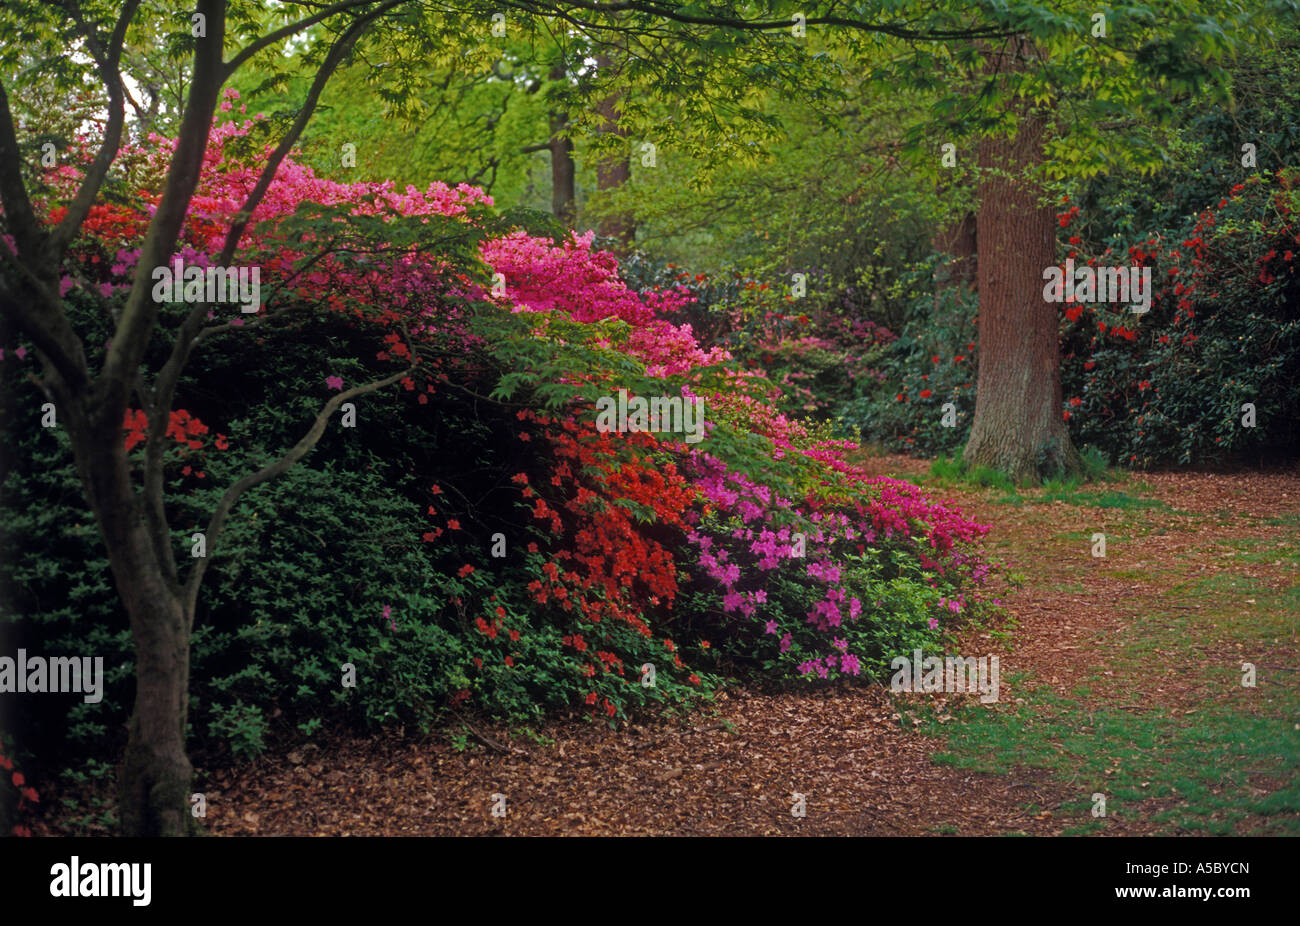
[[927, 692, 1300, 834], [920, 487, 1299, 834], [1041, 489, 1173, 511]]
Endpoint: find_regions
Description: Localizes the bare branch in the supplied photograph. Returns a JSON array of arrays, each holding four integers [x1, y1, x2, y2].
[[146, 5, 399, 526], [0, 234, 89, 391], [0, 80, 43, 255], [181, 363, 416, 623]]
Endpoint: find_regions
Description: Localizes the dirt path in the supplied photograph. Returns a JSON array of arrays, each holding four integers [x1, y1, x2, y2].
[[199, 460, 1300, 836]]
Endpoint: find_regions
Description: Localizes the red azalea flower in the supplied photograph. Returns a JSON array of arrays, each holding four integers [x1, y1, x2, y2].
[[458, 564, 475, 577], [919, 389, 932, 399]]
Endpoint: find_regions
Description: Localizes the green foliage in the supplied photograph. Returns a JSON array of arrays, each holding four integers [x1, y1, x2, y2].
[[838, 279, 979, 454], [1060, 169, 1300, 468]]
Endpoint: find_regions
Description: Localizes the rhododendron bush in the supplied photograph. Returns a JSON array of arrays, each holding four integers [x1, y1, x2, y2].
[[1, 104, 997, 765], [1055, 171, 1300, 467]]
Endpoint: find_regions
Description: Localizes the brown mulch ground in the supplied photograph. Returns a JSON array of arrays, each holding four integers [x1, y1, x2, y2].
[[197, 684, 1075, 836]]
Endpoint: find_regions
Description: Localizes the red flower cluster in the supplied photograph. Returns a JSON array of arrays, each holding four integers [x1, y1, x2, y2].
[[0, 736, 38, 837], [123, 407, 227, 455]]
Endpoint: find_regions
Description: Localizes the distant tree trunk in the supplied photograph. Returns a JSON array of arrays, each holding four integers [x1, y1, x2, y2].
[[933, 208, 977, 293], [963, 105, 1080, 482], [594, 54, 634, 247], [547, 62, 575, 224]]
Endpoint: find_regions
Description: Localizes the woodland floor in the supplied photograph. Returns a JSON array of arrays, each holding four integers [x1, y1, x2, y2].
[[44, 458, 1300, 836]]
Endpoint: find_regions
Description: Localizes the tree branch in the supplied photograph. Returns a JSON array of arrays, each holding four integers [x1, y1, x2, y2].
[[223, 0, 394, 76], [45, 0, 142, 260], [99, 0, 226, 405], [145, 5, 399, 539], [181, 363, 416, 624], [0, 79, 43, 256], [0, 231, 89, 392]]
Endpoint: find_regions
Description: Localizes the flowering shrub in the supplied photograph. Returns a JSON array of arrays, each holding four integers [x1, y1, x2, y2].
[[838, 279, 980, 455], [678, 460, 993, 680], [1, 99, 997, 776], [1057, 170, 1300, 467]]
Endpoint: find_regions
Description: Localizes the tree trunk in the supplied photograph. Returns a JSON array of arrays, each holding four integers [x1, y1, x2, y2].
[[117, 582, 193, 837], [548, 64, 576, 225], [67, 404, 193, 836], [962, 109, 1080, 482], [593, 54, 634, 247], [933, 208, 977, 293]]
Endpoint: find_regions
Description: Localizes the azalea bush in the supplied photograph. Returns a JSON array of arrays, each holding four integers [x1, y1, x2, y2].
[[1, 97, 997, 778], [846, 169, 1300, 468], [677, 462, 994, 681]]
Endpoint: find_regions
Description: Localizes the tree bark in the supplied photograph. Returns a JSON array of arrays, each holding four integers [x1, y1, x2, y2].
[[963, 103, 1080, 482], [53, 385, 193, 836], [548, 63, 576, 225], [593, 54, 633, 247]]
